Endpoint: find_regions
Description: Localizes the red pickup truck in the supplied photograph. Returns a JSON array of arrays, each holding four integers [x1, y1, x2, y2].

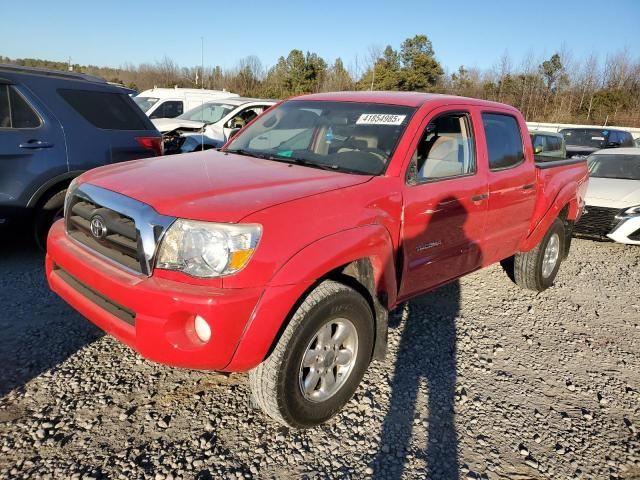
[[46, 92, 588, 428]]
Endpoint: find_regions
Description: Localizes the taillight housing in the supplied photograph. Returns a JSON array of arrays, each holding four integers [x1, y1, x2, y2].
[[135, 136, 163, 156]]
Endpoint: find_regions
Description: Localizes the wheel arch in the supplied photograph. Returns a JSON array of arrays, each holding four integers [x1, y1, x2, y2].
[[520, 183, 579, 252], [27, 170, 84, 208], [227, 225, 398, 370]]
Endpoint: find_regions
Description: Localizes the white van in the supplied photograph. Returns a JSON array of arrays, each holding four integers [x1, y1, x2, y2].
[[133, 87, 239, 119]]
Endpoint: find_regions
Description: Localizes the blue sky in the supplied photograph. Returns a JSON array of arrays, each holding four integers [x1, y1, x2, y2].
[[2, 0, 639, 74]]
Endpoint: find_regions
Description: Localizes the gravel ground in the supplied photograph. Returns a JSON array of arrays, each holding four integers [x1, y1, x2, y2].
[[0, 233, 639, 479]]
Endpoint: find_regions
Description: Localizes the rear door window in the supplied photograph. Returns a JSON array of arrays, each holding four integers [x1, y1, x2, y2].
[[547, 136, 561, 151], [0, 85, 42, 129], [482, 113, 524, 170], [58, 88, 148, 130]]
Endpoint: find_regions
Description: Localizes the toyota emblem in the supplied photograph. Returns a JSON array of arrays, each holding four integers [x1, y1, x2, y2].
[[90, 215, 108, 239]]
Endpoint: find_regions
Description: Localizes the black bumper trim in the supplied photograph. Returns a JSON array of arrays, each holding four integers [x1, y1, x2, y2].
[[53, 264, 136, 326]]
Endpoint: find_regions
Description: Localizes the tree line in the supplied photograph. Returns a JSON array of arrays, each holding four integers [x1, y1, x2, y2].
[[3, 34, 639, 127]]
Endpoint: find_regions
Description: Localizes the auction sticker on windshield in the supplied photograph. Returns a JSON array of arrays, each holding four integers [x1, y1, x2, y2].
[[356, 113, 406, 125]]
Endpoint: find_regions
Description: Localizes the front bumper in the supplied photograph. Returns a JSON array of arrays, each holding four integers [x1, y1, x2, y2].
[[574, 205, 640, 245], [46, 220, 265, 370], [607, 213, 640, 245]]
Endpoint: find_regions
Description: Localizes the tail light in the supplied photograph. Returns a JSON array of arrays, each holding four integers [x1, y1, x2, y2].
[[135, 136, 163, 156]]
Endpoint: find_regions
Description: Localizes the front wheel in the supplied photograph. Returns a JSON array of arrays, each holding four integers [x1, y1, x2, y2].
[[249, 280, 374, 428], [513, 217, 565, 292]]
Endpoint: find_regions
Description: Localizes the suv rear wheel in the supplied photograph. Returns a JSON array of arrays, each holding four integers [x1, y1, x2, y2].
[[34, 189, 66, 250], [249, 280, 374, 428]]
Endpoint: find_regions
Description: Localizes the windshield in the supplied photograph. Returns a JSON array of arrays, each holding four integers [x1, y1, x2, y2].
[[178, 102, 235, 124], [560, 129, 608, 148], [133, 96, 159, 112], [224, 100, 416, 175], [588, 154, 640, 180]]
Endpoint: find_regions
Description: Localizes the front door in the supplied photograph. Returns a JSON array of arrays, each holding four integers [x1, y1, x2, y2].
[[399, 109, 488, 299]]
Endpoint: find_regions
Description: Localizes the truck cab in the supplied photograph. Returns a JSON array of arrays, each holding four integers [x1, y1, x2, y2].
[[46, 92, 588, 428]]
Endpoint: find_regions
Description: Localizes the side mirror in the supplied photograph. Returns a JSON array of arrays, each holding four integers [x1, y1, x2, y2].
[[534, 145, 543, 154]]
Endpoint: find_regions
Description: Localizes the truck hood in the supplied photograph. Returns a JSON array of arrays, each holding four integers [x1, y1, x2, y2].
[[586, 177, 640, 209], [79, 150, 373, 222], [152, 118, 205, 133]]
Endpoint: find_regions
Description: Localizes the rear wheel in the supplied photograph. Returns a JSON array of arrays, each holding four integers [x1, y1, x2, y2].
[[512, 218, 565, 291], [34, 189, 66, 251], [249, 280, 374, 428]]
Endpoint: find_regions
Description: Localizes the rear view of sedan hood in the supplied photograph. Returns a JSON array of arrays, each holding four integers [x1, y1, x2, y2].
[[78, 150, 372, 223]]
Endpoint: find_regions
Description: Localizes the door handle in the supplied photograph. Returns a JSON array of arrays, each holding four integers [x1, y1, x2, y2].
[[521, 183, 535, 190], [19, 140, 53, 149], [470, 193, 488, 202]]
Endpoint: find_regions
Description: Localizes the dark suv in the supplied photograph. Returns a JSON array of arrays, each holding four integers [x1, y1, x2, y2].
[[559, 127, 635, 158], [0, 65, 161, 248]]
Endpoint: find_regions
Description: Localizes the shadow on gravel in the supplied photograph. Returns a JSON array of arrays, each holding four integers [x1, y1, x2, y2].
[[371, 283, 461, 479], [371, 193, 477, 479], [0, 226, 102, 397]]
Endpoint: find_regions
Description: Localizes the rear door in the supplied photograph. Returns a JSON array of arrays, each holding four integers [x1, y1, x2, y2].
[[0, 81, 67, 208], [399, 107, 488, 298], [481, 111, 537, 264]]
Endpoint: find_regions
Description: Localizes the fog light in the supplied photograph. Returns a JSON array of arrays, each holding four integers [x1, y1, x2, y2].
[[194, 315, 211, 343]]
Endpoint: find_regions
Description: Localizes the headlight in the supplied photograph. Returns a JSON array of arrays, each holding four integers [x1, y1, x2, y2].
[[156, 220, 261, 278], [624, 205, 640, 215]]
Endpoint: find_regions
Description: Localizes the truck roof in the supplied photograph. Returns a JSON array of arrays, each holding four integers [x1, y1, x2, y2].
[[294, 91, 517, 109], [138, 87, 237, 96], [0, 64, 106, 84]]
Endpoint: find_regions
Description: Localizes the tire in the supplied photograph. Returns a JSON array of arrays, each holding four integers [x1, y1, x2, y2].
[[34, 189, 66, 251], [513, 218, 565, 292], [249, 280, 374, 428]]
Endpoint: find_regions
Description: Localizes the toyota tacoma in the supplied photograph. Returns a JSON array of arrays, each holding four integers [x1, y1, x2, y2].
[[46, 92, 589, 428]]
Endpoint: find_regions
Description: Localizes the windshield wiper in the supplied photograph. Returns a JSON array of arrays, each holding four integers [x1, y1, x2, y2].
[[225, 149, 369, 175]]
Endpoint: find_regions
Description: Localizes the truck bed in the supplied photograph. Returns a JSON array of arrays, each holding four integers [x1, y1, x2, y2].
[[529, 157, 589, 236]]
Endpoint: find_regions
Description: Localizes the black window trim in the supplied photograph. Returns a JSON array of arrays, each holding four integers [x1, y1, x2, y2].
[[406, 110, 477, 186], [0, 84, 44, 131], [481, 110, 526, 172]]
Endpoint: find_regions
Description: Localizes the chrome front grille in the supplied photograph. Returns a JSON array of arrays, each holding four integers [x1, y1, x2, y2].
[[65, 183, 175, 275]]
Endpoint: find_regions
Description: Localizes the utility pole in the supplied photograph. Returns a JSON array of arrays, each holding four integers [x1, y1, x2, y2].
[[201, 36, 204, 90], [68, 56, 72, 72]]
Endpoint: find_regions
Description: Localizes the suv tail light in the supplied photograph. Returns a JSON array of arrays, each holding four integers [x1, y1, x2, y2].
[[135, 136, 163, 156]]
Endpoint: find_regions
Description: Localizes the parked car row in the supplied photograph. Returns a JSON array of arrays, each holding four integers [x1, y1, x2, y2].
[[529, 127, 640, 245], [3, 63, 637, 427]]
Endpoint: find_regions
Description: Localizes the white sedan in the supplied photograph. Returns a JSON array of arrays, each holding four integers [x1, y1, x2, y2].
[[153, 98, 276, 154], [575, 148, 640, 245]]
